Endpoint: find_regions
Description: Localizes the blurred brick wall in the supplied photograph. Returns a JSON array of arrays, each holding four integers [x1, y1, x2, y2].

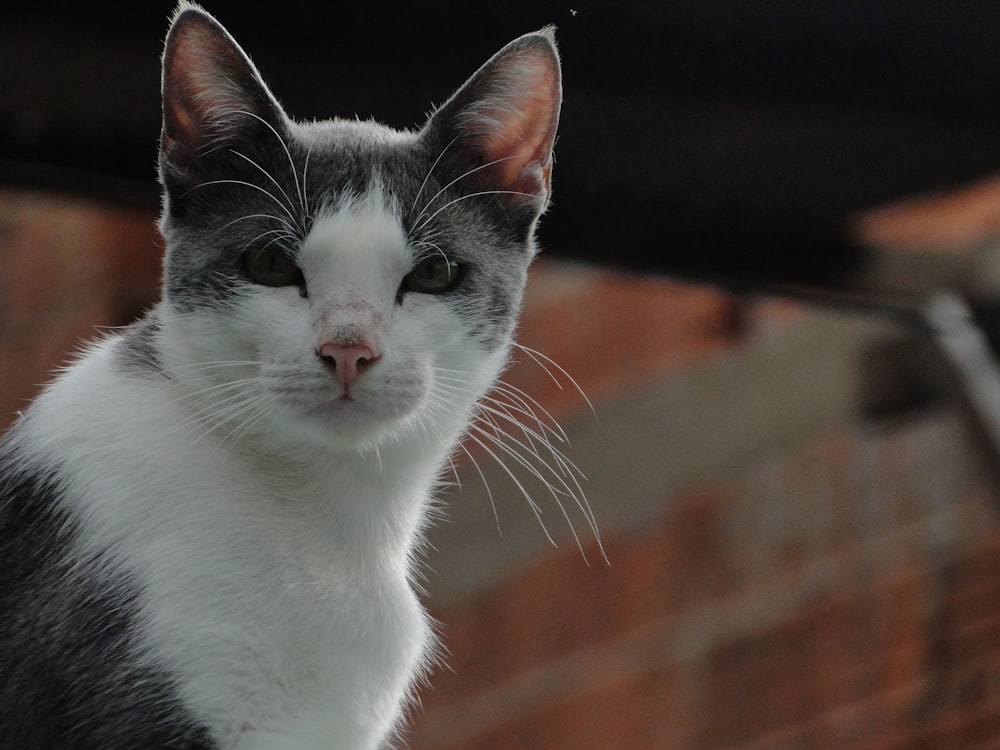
[[411, 412, 998, 750], [0, 188, 159, 429], [3, 186, 1000, 750]]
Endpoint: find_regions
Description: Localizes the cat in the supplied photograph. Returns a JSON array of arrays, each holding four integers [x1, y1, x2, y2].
[[0, 3, 564, 748]]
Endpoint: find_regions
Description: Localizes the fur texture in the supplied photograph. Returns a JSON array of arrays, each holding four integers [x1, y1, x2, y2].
[[0, 4, 563, 749]]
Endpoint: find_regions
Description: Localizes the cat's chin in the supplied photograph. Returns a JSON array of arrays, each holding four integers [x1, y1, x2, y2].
[[281, 398, 414, 451]]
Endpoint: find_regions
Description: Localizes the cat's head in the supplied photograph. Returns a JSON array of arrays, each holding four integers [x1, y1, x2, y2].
[[156, 4, 560, 452]]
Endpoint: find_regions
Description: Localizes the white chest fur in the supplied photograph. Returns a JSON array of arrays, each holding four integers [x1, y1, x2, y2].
[[24, 341, 436, 749]]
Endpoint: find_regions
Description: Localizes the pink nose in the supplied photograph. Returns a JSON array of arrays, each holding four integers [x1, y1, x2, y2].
[[317, 342, 381, 390]]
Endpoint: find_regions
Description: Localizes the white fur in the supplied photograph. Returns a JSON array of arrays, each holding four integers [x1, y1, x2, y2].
[[20, 198, 506, 749]]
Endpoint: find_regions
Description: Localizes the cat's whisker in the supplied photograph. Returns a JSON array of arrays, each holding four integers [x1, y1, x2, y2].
[[426, 372, 598, 556], [229, 109, 307, 233], [205, 401, 263, 450], [412, 240, 451, 266], [456, 442, 503, 538], [213, 212, 299, 240], [468, 415, 583, 507], [489, 395, 605, 561], [443, 451, 463, 494], [414, 189, 536, 233], [177, 407, 252, 440], [411, 230, 444, 252], [240, 228, 298, 256], [164, 361, 263, 382], [434, 373, 571, 459], [245, 225, 297, 244], [182, 382, 273, 445], [474, 402, 580, 478], [230, 149, 300, 234], [219, 393, 277, 450], [486, 394, 577, 475], [411, 154, 518, 229], [433, 367, 605, 562], [409, 231, 448, 267], [165, 360, 260, 372], [177, 373, 259, 388], [510, 342, 596, 416], [435, 378, 562, 463], [414, 389, 504, 535], [302, 141, 314, 227], [173, 386, 266, 437], [468, 422, 592, 563], [173, 379, 265, 410], [436, 373, 570, 447], [184, 179, 298, 225], [482, 391, 569, 447], [460, 428, 558, 549], [491, 382, 570, 442], [408, 136, 458, 220], [166, 369, 264, 414], [404, 397, 451, 443]]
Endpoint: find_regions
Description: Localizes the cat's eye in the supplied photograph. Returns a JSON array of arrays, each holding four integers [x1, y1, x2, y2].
[[241, 247, 305, 289], [402, 257, 463, 295]]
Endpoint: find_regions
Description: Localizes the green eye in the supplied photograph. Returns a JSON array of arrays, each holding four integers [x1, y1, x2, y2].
[[402, 256, 463, 295], [241, 247, 304, 288]]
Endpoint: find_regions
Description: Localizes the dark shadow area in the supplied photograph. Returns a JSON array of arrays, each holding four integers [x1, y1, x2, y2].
[[5, 1, 1000, 289]]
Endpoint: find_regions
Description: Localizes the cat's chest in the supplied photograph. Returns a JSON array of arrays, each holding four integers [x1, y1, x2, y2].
[[127, 470, 432, 748], [168, 555, 427, 749], [125, 490, 426, 749]]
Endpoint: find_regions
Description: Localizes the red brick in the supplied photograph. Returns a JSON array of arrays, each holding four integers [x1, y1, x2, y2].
[[509, 262, 739, 419], [699, 573, 936, 750], [413, 655, 679, 750], [0, 189, 159, 427]]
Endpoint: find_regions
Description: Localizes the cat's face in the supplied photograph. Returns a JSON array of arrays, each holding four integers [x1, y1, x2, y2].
[[156, 7, 560, 451]]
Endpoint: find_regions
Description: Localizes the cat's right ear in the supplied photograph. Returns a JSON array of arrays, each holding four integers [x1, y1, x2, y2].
[[160, 4, 286, 192]]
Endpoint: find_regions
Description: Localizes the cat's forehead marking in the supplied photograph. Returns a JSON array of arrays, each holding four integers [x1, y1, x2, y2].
[[300, 191, 409, 270]]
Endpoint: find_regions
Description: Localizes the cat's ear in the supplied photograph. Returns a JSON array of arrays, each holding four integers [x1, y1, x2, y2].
[[422, 29, 562, 210], [160, 4, 286, 190]]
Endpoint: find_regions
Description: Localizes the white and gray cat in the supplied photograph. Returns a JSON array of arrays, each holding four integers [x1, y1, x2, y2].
[[0, 3, 563, 748]]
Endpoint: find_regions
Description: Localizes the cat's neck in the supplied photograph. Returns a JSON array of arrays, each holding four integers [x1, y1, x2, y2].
[[160, 383, 450, 567]]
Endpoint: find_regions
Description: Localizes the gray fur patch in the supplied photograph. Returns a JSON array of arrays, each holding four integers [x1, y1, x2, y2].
[[0, 439, 214, 748], [114, 313, 167, 379]]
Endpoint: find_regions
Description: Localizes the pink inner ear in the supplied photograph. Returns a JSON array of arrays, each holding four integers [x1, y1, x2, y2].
[[164, 17, 256, 150], [472, 54, 560, 197]]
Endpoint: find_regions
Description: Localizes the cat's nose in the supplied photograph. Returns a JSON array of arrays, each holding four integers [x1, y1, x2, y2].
[[316, 342, 381, 390]]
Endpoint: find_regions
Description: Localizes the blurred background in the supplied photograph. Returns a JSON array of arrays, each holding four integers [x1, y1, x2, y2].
[[6, 2, 1000, 748]]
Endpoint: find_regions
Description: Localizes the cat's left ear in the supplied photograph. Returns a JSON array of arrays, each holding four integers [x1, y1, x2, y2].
[[160, 4, 287, 191], [422, 29, 562, 210]]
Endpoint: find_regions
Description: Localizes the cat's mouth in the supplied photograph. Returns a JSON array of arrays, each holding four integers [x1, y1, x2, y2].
[[301, 392, 398, 434], [266, 368, 427, 444], [309, 395, 370, 417], [283, 394, 415, 449]]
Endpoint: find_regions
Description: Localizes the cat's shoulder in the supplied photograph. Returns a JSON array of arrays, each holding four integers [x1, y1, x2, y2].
[[8, 311, 175, 474], [113, 310, 166, 380]]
